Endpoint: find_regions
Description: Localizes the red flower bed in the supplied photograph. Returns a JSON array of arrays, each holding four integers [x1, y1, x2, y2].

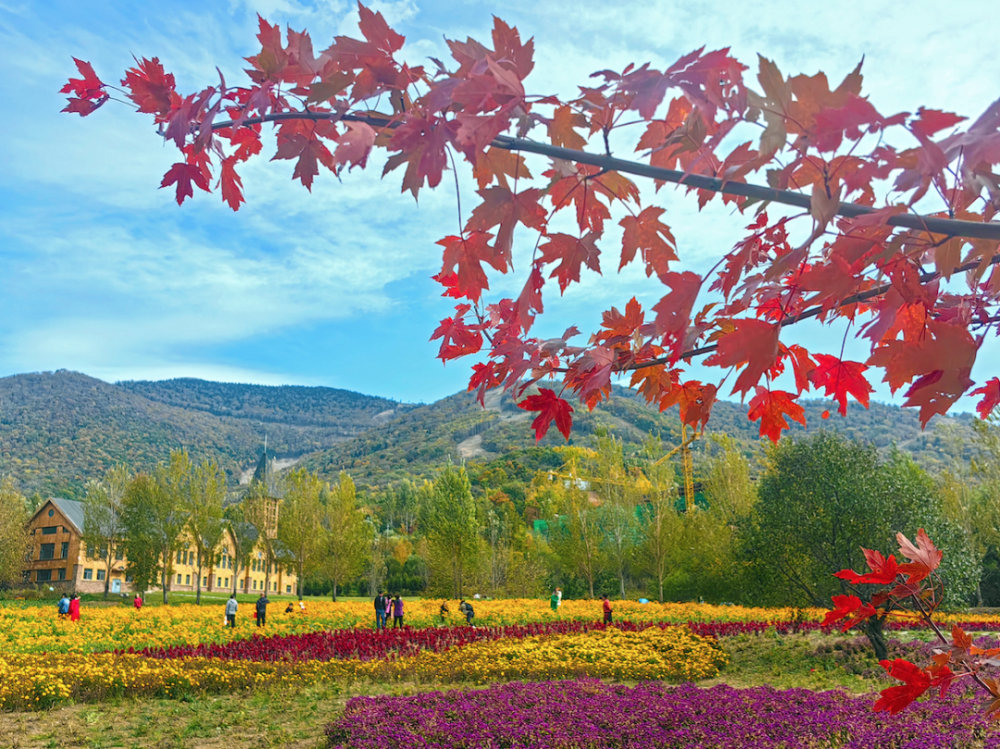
[[126, 619, 1000, 663]]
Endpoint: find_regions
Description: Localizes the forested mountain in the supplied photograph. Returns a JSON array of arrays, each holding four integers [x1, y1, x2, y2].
[[0, 370, 975, 498], [303, 383, 976, 487], [0, 371, 398, 497]]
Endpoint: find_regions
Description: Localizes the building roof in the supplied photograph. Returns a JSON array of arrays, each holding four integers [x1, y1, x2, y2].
[[33, 497, 86, 534]]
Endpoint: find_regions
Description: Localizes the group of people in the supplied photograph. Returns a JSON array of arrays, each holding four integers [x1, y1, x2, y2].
[[225, 593, 275, 628], [373, 592, 405, 628], [57, 593, 80, 621]]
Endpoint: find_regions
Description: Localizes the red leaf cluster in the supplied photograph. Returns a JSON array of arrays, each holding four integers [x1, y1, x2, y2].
[[62, 2, 1000, 443]]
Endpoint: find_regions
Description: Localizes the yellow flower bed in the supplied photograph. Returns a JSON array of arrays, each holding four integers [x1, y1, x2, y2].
[[0, 600, 836, 655], [397, 625, 728, 684], [0, 626, 725, 710]]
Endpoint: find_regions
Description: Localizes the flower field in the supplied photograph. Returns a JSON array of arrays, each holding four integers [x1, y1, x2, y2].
[[5, 597, 1000, 748], [0, 625, 724, 710], [5, 598, 999, 656], [326, 679, 997, 749]]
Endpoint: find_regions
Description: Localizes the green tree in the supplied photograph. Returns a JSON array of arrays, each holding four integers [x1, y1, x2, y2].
[[549, 476, 604, 599], [322, 472, 369, 600], [152, 450, 193, 604], [185, 459, 226, 604], [593, 433, 639, 599], [422, 464, 479, 598], [119, 474, 164, 599], [0, 477, 30, 588], [745, 432, 967, 659], [82, 463, 129, 599], [278, 467, 326, 600], [637, 438, 681, 603]]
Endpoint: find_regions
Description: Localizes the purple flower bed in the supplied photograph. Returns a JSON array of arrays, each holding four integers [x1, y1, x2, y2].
[[326, 679, 999, 748]]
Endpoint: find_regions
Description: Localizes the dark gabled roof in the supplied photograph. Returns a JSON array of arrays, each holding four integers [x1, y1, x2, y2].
[[37, 497, 85, 534]]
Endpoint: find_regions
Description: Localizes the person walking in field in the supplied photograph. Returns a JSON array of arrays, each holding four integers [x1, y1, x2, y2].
[[550, 590, 560, 613], [392, 595, 404, 628], [374, 590, 387, 630], [255, 593, 270, 627], [225, 594, 238, 628], [68, 594, 81, 623], [57, 593, 70, 619], [439, 600, 450, 624], [602, 594, 613, 624], [133, 593, 143, 611]]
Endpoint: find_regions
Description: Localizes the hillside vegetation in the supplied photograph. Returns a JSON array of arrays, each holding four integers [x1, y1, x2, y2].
[[303, 384, 975, 487], [0, 371, 396, 497], [0, 371, 974, 498]]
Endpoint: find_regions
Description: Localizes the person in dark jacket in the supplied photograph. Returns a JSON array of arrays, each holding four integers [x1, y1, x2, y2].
[[458, 599, 474, 625], [374, 591, 387, 630], [256, 593, 270, 627]]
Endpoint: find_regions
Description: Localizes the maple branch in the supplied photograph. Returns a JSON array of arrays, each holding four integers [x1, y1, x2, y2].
[[631, 252, 1000, 370], [207, 111, 1000, 242]]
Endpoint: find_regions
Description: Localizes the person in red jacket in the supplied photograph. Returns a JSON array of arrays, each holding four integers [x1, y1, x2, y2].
[[133, 593, 143, 611], [69, 594, 81, 623], [602, 595, 612, 624]]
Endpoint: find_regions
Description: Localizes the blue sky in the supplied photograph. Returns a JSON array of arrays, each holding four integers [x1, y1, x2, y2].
[[0, 0, 996, 410]]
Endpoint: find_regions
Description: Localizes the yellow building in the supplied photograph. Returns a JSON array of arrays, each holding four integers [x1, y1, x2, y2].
[[23, 497, 297, 596]]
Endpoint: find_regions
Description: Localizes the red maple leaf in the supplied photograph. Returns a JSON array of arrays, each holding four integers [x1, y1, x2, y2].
[[271, 121, 336, 190], [219, 156, 245, 211], [822, 594, 875, 629], [747, 387, 805, 443], [60, 58, 108, 115], [539, 233, 601, 293], [811, 354, 873, 416], [466, 187, 546, 263], [896, 528, 942, 584], [652, 272, 702, 361], [437, 232, 499, 302], [468, 361, 500, 406], [334, 121, 377, 171], [619, 206, 678, 277], [662, 380, 717, 430], [910, 107, 966, 138], [874, 659, 932, 715], [834, 549, 899, 585], [429, 305, 483, 360], [705, 319, 780, 397], [121, 57, 176, 116], [159, 162, 210, 205], [972, 377, 1000, 419], [518, 388, 573, 441]]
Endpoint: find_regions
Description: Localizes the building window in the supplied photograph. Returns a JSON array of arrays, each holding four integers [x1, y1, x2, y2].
[[48, 509, 54, 517], [60, 542, 69, 559], [185, 575, 190, 585], [125, 573, 133, 582], [39, 544, 55, 561], [202, 577, 207, 587], [285, 585, 291, 593], [176, 551, 182, 565], [96, 569, 106, 581], [253, 579, 257, 590], [42, 525, 57, 535], [83, 569, 93, 580], [58, 568, 67, 581], [36, 569, 52, 582], [115, 549, 123, 561], [177, 574, 183, 584]]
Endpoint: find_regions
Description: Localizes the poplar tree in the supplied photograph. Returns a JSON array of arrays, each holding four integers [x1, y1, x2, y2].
[[82, 463, 129, 599], [185, 459, 226, 604], [323, 472, 368, 601], [278, 467, 326, 600]]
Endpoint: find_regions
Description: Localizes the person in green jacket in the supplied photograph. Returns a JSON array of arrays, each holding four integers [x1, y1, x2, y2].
[[550, 590, 560, 612]]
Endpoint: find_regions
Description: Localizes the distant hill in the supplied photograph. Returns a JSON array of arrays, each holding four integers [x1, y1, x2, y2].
[[302, 383, 976, 487], [0, 370, 975, 498], [0, 371, 399, 497]]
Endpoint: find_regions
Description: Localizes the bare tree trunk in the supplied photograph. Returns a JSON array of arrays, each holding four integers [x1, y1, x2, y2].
[[195, 551, 202, 605], [298, 557, 304, 601], [161, 547, 171, 605], [332, 580, 338, 602]]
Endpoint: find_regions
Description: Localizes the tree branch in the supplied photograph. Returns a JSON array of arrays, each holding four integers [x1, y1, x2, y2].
[[209, 111, 1000, 242]]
